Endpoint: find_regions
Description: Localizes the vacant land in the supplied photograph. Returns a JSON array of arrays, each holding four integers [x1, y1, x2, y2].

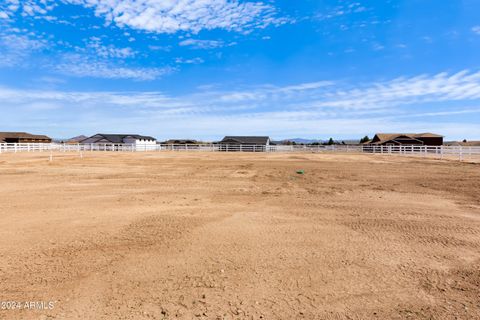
[[0, 152, 479, 319]]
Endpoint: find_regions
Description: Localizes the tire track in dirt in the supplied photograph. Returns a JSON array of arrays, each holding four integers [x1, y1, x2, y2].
[[1, 213, 214, 319], [53, 207, 337, 319]]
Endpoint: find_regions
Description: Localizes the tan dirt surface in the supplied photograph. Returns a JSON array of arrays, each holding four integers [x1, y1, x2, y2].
[[0, 152, 479, 320]]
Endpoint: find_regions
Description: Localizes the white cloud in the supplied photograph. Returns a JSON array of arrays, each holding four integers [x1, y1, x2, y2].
[[179, 39, 233, 49], [148, 45, 172, 52], [54, 54, 174, 81], [307, 70, 480, 110], [372, 43, 385, 51], [0, 28, 171, 80], [0, 32, 48, 67], [175, 57, 205, 64], [4, 0, 289, 34], [84, 37, 136, 59], [472, 26, 480, 35], [0, 11, 9, 19], [1, 0, 54, 17]]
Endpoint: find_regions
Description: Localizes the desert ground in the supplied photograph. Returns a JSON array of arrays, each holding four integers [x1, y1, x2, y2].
[[0, 152, 479, 320]]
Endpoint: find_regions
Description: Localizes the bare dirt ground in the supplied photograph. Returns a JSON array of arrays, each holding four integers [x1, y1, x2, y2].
[[0, 152, 479, 320]]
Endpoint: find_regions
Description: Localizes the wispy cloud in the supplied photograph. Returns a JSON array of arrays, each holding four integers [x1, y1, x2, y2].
[[315, 2, 368, 21], [179, 39, 236, 49], [307, 71, 480, 110], [1, 70, 479, 139], [472, 26, 480, 35], [0, 31, 49, 67], [83, 37, 136, 59], [175, 57, 205, 64], [54, 54, 174, 81], [0, 26, 168, 80], [148, 45, 172, 52]]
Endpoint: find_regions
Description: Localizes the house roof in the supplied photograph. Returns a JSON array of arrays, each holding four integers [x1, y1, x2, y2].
[[373, 133, 443, 143], [220, 136, 270, 144], [81, 133, 156, 144], [0, 132, 51, 142], [164, 139, 198, 144], [411, 133, 444, 138]]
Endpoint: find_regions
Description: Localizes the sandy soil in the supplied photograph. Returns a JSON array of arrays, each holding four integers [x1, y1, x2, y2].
[[0, 152, 479, 320]]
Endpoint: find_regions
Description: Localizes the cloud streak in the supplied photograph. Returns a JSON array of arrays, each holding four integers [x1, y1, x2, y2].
[[179, 39, 236, 49], [54, 58, 174, 81]]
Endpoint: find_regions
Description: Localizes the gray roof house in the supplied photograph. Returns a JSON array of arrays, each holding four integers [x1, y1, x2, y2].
[[80, 134, 157, 144], [219, 136, 271, 145]]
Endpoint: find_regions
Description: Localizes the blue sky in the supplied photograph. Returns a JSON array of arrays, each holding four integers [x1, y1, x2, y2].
[[0, 0, 479, 141]]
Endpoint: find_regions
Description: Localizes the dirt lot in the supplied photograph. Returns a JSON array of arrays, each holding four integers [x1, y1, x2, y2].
[[0, 152, 479, 320]]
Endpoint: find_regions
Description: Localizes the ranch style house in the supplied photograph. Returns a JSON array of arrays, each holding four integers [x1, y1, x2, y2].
[[80, 134, 157, 150], [368, 133, 443, 146], [219, 136, 271, 146], [0, 132, 52, 143]]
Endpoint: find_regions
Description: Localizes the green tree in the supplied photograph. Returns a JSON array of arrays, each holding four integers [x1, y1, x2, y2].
[[328, 138, 334, 145], [359, 135, 370, 144]]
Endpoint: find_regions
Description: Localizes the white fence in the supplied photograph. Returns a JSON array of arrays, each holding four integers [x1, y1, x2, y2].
[[0, 143, 362, 153], [0, 143, 479, 161], [361, 144, 480, 161]]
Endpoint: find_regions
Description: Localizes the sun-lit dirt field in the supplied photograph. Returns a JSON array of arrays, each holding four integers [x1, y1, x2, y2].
[[0, 152, 479, 320]]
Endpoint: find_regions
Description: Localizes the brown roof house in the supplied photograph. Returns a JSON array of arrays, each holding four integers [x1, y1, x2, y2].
[[369, 133, 443, 146], [0, 132, 52, 143]]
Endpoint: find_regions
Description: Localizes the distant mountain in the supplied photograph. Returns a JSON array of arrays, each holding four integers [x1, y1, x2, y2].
[[276, 138, 361, 145], [281, 138, 324, 144], [65, 135, 88, 143]]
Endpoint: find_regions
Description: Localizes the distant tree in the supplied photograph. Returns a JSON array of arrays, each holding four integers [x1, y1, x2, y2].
[[283, 140, 297, 145], [359, 135, 370, 144], [341, 141, 346, 145], [327, 138, 334, 145], [463, 139, 467, 143]]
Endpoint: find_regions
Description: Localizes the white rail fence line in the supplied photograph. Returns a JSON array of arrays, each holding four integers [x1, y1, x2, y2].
[[0, 143, 356, 153], [0, 143, 479, 161], [361, 145, 480, 161]]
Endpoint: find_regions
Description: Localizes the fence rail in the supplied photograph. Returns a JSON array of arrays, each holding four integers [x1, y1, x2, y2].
[[0, 143, 479, 161]]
